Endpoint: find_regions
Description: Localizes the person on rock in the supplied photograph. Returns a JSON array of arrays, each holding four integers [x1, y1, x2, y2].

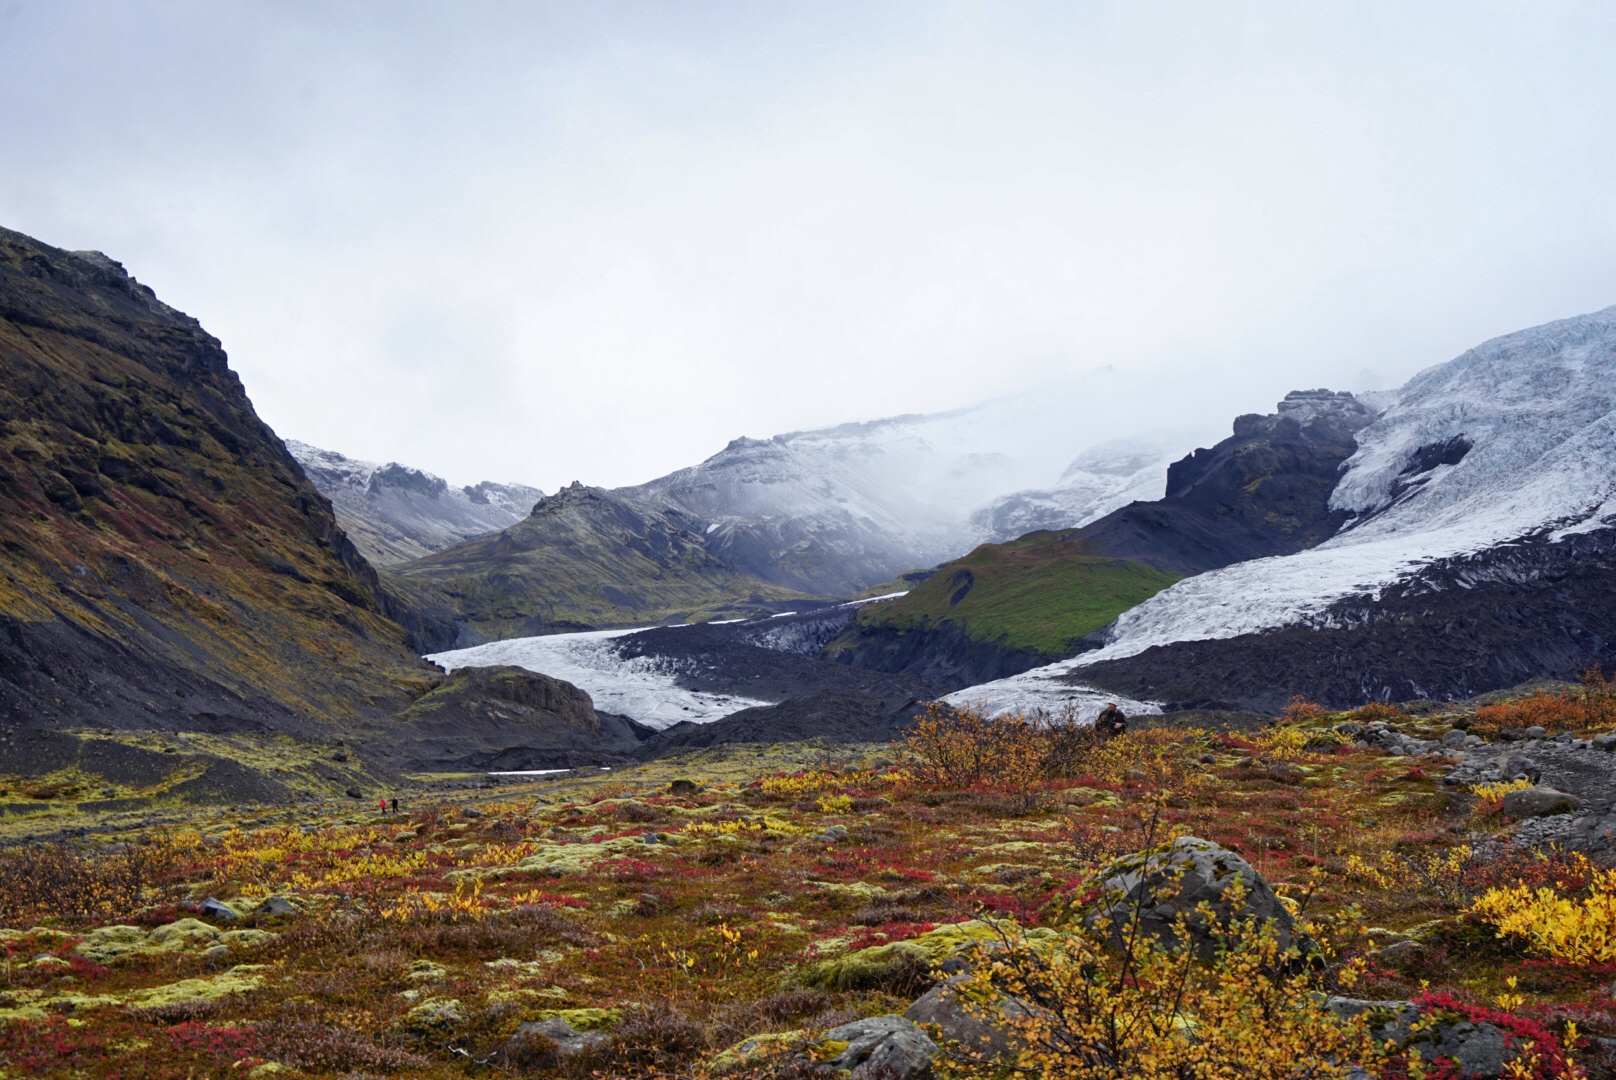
[[1098, 702, 1128, 738]]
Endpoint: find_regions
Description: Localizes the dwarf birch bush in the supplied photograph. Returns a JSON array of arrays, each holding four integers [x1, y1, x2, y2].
[[1470, 860, 1616, 965], [946, 881, 1395, 1080]]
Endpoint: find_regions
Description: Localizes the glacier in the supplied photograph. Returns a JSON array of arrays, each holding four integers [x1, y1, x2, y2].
[[953, 304, 1616, 704], [426, 629, 772, 729]]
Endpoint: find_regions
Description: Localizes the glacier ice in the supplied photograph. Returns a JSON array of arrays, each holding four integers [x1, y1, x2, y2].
[[426, 629, 772, 729]]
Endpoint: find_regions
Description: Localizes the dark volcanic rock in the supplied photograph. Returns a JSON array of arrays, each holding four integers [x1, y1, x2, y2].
[[395, 665, 647, 771], [1073, 390, 1375, 575], [640, 689, 924, 753], [614, 622, 939, 706], [1078, 526, 1616, 712], [822, 618, 1054, 693]]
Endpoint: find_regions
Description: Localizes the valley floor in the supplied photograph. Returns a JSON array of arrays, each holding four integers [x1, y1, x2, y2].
[[2, 701, 1614, 1078]]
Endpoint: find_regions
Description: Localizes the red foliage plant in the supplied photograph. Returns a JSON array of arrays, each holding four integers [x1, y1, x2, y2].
[[1409, 992, 1577, 1080]]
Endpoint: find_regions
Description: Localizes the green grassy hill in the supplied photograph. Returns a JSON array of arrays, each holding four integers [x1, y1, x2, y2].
[[843, 531, 1181, 656]]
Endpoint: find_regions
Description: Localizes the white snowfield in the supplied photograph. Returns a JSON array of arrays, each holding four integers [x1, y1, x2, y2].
[[953, 305, 1616, 710], [426, 629, 772, 730]]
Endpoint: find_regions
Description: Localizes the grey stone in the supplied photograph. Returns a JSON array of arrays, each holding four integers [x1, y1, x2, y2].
[[906, 977, 1024, 1062], [1388, 745, 1408, 756], [1442, 729, 1468, 749], [1465, 734, 1485, 747], [1093, 836, 1302, 960], [1325, 998, 1511, 1077], [508, 1017, 608, 1059], [1498, 755, 1541, 783], [198, 897, 238, 921], [1502, 786, 1581, 818], [1526, 726, 1547, 740], [1334, 721, 1364, 736], [813, 825, 849, 843], [460, 806, 484, 819], [821, 1015, 938, 1080], [1593, 733, 1616, 750], [200, 944, 231, 963], [254, 896, 298, 918]]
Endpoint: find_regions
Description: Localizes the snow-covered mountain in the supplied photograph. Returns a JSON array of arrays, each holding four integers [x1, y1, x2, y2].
[[968, 436, 1179, 542], [955, 304, 1616, 712], [286, 441, 544, 565]]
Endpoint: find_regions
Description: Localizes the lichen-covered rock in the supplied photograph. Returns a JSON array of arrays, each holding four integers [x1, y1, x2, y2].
[[710, 1030, 804, 1072], [1092, 836, 1301, 960], [149, 918, 222, 947], [505, 1016, 609, 1062], [798, 920, 1053, 991], [905, 976, 1025, 1062], [818, 1015, 938, 1080]]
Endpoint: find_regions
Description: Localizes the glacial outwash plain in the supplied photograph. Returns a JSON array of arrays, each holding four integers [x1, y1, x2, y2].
[[9, 223, 1616, 1080]]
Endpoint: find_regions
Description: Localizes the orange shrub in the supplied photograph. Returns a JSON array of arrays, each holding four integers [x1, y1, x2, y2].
[[1474, 691, 1583, 735]]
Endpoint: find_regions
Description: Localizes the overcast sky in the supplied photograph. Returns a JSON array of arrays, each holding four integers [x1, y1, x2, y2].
[[3, 2, 1615, 491]]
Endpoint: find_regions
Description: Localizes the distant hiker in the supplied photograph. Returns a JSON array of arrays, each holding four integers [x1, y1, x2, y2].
[[378, 797, 388, 814], [1098, 702, 1128, 738], [391, 797, 399, 814]]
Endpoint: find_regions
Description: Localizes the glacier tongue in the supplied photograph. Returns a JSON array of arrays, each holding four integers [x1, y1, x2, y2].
[[426, 630, 772, 729]]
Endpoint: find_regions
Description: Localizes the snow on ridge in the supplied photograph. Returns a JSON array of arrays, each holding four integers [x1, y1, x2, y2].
[[427, 630, 772, 730], [1051, 304, 1616, 669]]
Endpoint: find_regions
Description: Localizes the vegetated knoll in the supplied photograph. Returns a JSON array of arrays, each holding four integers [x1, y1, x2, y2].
[[826, 533, 1180, 690], [1071, 389, 1376, 575], [0, 226, 441, 742], [387, 482, 821, 639]]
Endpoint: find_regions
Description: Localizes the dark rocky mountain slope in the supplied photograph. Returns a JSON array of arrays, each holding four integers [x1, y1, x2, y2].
[[388, 481, 820, 640], [0, 226, 444, 740], [1072, 389, 1375, 575]]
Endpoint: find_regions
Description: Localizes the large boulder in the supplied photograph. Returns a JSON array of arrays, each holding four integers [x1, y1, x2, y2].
[[1091, 836, 1301, 960], [905, 976, 1027, 1062], [1501, 786, 1580, 818], [504, 1017, 608, 1064]]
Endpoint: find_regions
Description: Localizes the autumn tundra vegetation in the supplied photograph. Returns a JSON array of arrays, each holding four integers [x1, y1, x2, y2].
[[3, 681, 1616, 1078]]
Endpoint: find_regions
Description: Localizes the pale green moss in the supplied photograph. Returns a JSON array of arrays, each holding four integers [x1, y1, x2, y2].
[[535, 1007, 620, 1030]]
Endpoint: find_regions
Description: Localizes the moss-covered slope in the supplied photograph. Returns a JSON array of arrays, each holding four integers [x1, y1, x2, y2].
[[0, 226, 437, 736], [387, 482, 818, 639], [825, 532, 1179, 688]]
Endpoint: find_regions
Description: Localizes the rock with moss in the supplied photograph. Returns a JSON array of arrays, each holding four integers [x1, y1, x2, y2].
[[405, 997, 468, 1030], [816, 1015, 938, 1080], [710, 1031, 805, 1072], [798, 920, 1051, 991]]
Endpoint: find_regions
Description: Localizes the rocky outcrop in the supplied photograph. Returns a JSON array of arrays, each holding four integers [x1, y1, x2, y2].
[[1091, 836, 1304, 960], [392, 665, 650, 771], [1072, 390, 1376, 576]]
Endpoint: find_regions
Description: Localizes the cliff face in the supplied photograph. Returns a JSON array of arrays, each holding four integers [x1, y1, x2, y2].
[[0, 227, 436, 737], [1072, 390, 1376, 575]]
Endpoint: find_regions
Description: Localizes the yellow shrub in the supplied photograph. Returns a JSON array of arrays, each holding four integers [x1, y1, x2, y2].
[[1470, 862, 1616, 965], [817, 794, 853, 814]]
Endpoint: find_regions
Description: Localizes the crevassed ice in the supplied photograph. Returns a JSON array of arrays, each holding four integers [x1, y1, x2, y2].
[[426, 629, 771, 730]]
